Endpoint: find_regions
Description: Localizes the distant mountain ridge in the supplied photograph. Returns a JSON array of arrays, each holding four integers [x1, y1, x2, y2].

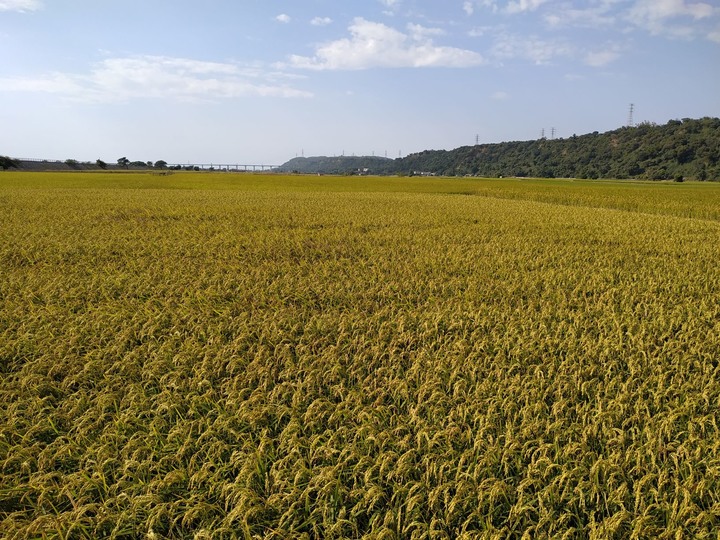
[[277, 155, 395, 175], [277, 117, 720, 181]]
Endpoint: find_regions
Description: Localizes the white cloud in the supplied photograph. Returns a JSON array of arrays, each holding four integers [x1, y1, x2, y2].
[[491, 90, 509, 100], [311, 17, 332, 26], [584, 45, 622, 67], [544, 4, 618, 28], [0, 0, 41, 12], [631, 0, 714, 21], [468, 26, 493, 37], [379, 0, 401, 15], [286, 18, 484, 70], [407, 23, 445, 41], [538, 0, 718, 42], [276, 13, 291, 23], [467, 0, 499, 13], [627, 0, 716, 35], [0, 55, 312, 102], [505, 0, 550, 15], [491, 33, 574, 64], [709, 28, 720, 42], [0, 72, 80, 93]]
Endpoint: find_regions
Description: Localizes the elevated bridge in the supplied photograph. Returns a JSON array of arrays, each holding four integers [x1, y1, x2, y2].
[[169, 163, 278, 171]]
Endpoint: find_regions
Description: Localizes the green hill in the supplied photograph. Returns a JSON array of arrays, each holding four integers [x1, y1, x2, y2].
[[278, 117, 720, 180], [277, 155, 395, 175]]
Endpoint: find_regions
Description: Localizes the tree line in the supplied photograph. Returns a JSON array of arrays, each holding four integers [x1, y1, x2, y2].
[[0, 156, 171, 171]]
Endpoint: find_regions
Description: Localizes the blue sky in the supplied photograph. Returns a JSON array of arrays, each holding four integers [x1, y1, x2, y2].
[[1, 0, 719, 166]]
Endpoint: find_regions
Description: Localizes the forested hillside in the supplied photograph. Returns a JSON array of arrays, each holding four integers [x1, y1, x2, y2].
[[278, 117, 720, 180]]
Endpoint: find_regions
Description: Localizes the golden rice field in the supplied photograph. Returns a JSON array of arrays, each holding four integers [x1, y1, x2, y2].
[[1, 172, 719, 539]]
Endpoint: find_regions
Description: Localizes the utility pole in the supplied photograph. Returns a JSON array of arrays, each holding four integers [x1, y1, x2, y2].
[[627, 103, 635, 127]]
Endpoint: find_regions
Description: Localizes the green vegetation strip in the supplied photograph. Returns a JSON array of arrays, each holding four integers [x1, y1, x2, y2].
[[1, 173, 719, 538]]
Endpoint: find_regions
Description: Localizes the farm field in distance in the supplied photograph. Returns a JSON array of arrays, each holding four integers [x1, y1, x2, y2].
[[1, 171, 719, 538]]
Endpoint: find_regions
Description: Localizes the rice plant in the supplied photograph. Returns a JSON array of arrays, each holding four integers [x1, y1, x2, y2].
[[1, 173, 719, 538]]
